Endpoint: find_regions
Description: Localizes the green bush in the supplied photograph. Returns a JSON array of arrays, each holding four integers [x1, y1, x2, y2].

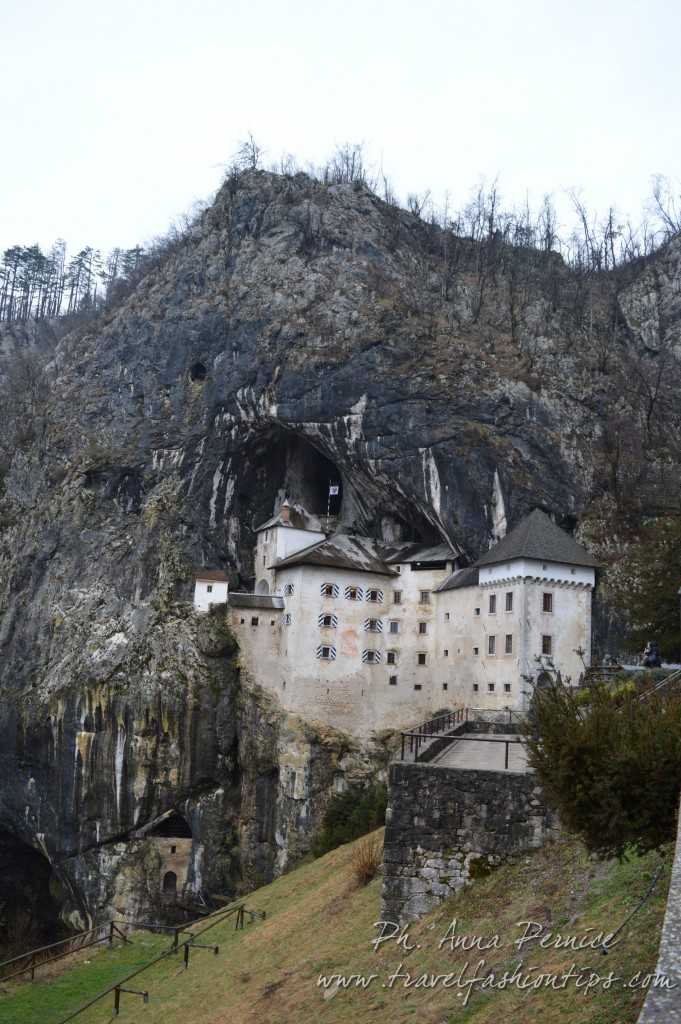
[[524, 676, 681, 859], [312, 782, 387, 858]]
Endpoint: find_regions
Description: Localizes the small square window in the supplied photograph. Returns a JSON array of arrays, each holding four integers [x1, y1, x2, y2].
[[389, 675, 398, 686], [504, 683, 511, 693], [505, 592, 513, 612], [240, 617, 245, 624], [322, 583, 335, 597], [284, 613, 292, 625], [473, 682, 479, 692], [488, 635, 496, 655], [365, 650, 378, 664], [393, 590, 402, 604], [251, 616, 259, 626], [414, 683, 422, 691], [488, 682, 495, 692], [474, 607, 481, 616], [444, 611, 450, 621], [284, 583, 294, 596], [543, 592, 553, 613], [419, 590, 431, 605], [442, 682, 448, 691], [443, 649, 449, 657], [489, 594, 497, 614], [473, 646, 479, 656], [270, 619, 275, 625], [387, 650, 397, 665], [321, 614, 333, 627], [366, 618, 381, 633], [171, 845, 177, 854], [418, 622, 428, 635], [206, 584, 213, 594], [418, 653, 427, 666], [347, 587, 359, 601], [389, 620, 400, 634], [542, 635, 553, 656], [505, 634, 513, 654], [367, 589, 381, 602]]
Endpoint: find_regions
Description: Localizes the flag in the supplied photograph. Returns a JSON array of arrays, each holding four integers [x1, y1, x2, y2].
[[329, 484, 339, 496]]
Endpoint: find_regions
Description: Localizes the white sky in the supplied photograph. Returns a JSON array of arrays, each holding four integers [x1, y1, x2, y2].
[[1, 0, 679, 256]]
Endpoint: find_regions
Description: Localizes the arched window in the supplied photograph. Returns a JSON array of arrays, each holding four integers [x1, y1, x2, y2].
[[256, 579, 270, 595], [162, 870, 177, 895]]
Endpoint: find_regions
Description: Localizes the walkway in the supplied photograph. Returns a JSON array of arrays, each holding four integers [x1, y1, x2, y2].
[[429, 732, 529, 772]]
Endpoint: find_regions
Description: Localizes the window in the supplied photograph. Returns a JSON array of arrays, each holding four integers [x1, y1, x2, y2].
[[543, 592, 553, 613], [318, 613, 337, 628], [389, 675, 398, 686], [395, 565, 402, 574], [321, 582, 338, 598], [389, 620, 400, 634], [488, 683, 495, 692], [542, 635, 553, 656], [443, 649, 449, 657], [365, 618, 382, 633], [418, 621, 428, 635], [444, 612, 450, 621], [473, 683, 479, 692], [284, 583, 294, 596], [488, 635, 496, 655], [317, 645, 336, 660], [419, 590, 431, 605], [489, 594, 497, 614], [251, 616, 259, 626], [240, 617, 245, 624], [474, 607, 481, 616], [206, 584, 213, 594], [393, 590, 402, 604], [504, 683, 511, 693], [414, 684, 422, 691], [417, 653, 427, 666], [262, 555, 266, 565], [442, 683, 448, 691], [284, 613, 292, 625], [366, 589, 383, 603], [505, 592, 513, 612], [505, 634, 513, 655], [345, 585, 363, 601], [473, 645, 479, 656], [270, 619, 275, 625], [362, 649, 381, 664], [387, 650, 398, 665], [170, 845, 177, 854]]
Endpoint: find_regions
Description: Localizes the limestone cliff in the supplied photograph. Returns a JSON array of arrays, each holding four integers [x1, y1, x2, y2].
[[0, 169, 679, 933]]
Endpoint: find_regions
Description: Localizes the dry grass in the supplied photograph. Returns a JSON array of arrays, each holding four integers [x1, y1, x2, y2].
[[2, 828, 671, 1024], [350, 833, 383, 887]]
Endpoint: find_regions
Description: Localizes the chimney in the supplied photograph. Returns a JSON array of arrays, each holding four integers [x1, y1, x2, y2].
[[280, 500, 291, 524]]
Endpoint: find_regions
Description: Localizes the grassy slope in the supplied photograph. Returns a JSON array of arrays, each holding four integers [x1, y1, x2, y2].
[[1, 831, 671, 1024]]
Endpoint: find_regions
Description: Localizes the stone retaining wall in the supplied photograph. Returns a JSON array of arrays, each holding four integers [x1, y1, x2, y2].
[[381, 761, 558, 923], [638, 799, 681, 1023]]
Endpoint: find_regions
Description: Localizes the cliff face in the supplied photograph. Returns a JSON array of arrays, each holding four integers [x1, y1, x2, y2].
[[0, 170, 679, 932]]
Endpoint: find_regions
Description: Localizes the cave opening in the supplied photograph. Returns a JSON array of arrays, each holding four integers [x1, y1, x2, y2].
[[0, 831, 70, 958], [225, 424, 444, 581], [189, 361, 207, 382], [148, 812, 193, 838]]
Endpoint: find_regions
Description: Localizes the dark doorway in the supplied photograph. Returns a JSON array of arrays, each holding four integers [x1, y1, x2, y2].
[[148, 812, 192, 838], [162, 871, 178, 895]]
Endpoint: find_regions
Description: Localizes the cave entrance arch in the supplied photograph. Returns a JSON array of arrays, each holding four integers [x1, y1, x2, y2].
[[148, 812, 192, 838], [0, 830, 69, 957]]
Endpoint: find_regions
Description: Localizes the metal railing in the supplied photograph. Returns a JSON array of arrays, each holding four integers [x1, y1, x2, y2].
[[54, 898, 264, 1023], [400, 707, 466, 761], [429, 733, 525, 771], [638, 667, 681, 703], [0, 921, 129, 984], [467, 707, 527, 726]]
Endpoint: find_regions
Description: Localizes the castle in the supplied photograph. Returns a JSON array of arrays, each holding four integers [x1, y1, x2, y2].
[[194, 502, 597, 738]]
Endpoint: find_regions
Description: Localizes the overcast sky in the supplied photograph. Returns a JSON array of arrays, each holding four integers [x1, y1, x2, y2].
[[2, 0, 679, 256]]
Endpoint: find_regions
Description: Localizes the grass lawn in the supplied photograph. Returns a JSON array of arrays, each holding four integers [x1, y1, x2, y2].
[[0, 829, 671, 1024]]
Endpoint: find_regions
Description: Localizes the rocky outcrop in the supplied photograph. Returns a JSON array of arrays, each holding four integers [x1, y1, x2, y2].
[[0, 170, 679, 931]]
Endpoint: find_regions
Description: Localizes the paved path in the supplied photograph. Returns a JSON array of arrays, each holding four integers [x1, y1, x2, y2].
[[429, 732, 529, 772]]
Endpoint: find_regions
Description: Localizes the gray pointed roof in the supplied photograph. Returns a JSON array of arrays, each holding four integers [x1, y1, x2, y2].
[[273, 534, 399, 576], [476, 509, 599, 569]]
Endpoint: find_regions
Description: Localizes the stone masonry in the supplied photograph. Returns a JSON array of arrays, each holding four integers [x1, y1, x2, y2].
[[381, 761, 558, 923]]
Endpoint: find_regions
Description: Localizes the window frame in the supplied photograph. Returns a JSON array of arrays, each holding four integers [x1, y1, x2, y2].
[[542, 634, 553, 656], [489, 594, 497, 614], [505, 633, 513, 655], [488, 634, 496, 656], [505, 592, 513, 613], [542, 592, 554, 614]]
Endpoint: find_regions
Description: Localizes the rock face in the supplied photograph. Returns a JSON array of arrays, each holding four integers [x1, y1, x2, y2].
[[0, 169, 679, 932]]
